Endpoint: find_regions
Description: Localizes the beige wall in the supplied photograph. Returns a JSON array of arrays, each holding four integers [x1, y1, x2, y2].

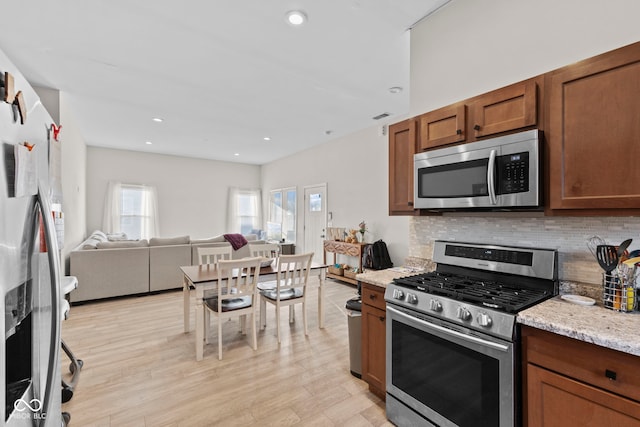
[[408, 0, 640, 283], [59, 93, 87, 272], [261, 125, 410, 267], [34, 87, 87, 274], [85, 147, 261, 241]]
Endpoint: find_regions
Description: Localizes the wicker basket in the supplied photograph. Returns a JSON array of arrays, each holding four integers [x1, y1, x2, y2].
[[328, 265, 344, 276], [344, 269, 357, 280]]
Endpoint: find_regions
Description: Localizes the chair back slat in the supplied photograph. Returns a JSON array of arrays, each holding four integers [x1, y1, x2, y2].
[[197, 246, 232, 266], [249, 243, 281, 260]]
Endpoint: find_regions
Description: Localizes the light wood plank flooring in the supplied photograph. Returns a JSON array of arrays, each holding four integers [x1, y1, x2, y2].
[[61, 278, 392, 426]]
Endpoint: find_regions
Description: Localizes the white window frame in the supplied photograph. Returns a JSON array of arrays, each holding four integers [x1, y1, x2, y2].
[[268, 187, 296, 243]]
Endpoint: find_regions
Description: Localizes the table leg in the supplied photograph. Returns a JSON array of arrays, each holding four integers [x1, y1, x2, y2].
[[318, 267, 326, 329], [195, 286, 204, 361], [183, 276, 190, 333]]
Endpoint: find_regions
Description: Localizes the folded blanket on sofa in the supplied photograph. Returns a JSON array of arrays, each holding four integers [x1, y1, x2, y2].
[[223, 233, 248, 250]]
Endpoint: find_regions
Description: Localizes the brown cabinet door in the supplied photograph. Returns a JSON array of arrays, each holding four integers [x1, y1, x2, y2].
[[361, 302, 386, 398], [418, 103, 466, 150], [471, 80, 537, 138], [527, 364, 640, 427], [388, 119, 418, 215], [548, 43, 640, 209]]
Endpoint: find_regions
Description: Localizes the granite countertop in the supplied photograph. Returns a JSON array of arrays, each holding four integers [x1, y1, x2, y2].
[[355, 268, 412, 288], [355, 257, 434, 289], [518, 296, 640, 357]]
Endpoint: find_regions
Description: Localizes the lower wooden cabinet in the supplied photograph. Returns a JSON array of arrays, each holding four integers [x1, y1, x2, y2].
[[361, 282, 386, 399], [527, 364, 640, 427], [522, 325, 640, 426]]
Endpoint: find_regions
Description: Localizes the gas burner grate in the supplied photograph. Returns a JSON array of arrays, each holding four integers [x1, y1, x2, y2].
[[393, 271, 550, 313]]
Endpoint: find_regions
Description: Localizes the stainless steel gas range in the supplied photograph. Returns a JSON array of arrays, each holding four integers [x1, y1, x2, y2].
[[385, 240, 558, 427]]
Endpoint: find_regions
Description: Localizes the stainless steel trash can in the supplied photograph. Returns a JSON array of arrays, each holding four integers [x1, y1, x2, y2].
[[346, 297, 362, 378]]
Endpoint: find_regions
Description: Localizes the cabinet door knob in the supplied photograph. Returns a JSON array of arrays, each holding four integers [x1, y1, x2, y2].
[[369, 294, 376, 300], [605, 369, 617, 380], [408, 201, 414, 207], [456, 129, 462, 135], [474, 124, 481, 131], [379, 316, 385, 322]]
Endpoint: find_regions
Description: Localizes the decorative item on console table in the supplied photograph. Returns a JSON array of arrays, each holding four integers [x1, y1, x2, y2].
[[358, 221, 368, 243]]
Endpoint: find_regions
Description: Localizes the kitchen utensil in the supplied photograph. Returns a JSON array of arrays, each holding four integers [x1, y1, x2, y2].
[[586, 235, 606, 260], [617, 239, 632, 257], [628, 249, 640, 258], [622, 256, 640, 267], [596, 245, 619, 273]]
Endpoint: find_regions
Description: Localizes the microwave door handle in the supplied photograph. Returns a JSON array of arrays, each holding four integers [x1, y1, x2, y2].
[[487, 149, 497, 205]]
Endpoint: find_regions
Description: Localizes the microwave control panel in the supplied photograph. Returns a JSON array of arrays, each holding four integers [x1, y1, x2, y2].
[[497, 152, 529, 194]]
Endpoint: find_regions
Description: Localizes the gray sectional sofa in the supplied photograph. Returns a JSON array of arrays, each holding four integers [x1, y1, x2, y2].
[[70, 231, 262, 303]]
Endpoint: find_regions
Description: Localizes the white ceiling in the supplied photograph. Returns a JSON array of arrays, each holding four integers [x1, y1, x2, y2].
[[0, 0, 449, 165]]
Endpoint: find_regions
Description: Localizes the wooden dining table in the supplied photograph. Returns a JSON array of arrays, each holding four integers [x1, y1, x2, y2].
[[180, 261, 328, 361]]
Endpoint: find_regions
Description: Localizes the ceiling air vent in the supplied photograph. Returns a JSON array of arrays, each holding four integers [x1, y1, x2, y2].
[[372, 112, 390, 120]]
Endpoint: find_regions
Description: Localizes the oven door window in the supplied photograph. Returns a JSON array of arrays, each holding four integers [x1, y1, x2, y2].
[[389, 313, 513, 426], [417, 158, 489, 198]]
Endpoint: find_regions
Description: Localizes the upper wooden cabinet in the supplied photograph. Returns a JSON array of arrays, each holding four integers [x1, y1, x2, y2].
[[418, 104, 466, 150], [416, 79, 540, 153], [547, 42, 640, 210], [470, 79, 538, 138], [389, 119, 418, 215]]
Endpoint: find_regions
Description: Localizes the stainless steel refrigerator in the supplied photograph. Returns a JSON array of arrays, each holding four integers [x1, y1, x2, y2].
[[1, 49, 62, 426]]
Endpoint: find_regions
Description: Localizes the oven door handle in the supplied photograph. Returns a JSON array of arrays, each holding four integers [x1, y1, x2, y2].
[[388, 306, 510, 353]]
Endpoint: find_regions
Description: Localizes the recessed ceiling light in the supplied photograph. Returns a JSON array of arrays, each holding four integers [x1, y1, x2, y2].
[[234, 153, 240, 156], [389, 86, 403, 94], [263, 137, 271, 141], [152, 117, 163, 122], [145, 141, 153, 145], [285, 10, 307, 26]]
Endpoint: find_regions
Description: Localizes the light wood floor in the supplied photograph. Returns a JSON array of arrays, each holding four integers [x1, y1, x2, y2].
[[61, 278, 392, 426]]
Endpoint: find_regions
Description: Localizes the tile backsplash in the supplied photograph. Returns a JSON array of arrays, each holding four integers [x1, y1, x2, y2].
[[409, 214, 640, 285]]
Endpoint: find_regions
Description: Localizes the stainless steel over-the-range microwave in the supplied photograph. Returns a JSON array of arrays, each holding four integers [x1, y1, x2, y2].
[[414, 129, 542, 210]]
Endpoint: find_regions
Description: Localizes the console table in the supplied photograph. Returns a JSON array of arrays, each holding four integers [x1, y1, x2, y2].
[[323, 240, 369, 285]]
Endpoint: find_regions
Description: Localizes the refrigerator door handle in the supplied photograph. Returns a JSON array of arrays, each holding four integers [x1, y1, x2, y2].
[[36, 186, 61, 425]]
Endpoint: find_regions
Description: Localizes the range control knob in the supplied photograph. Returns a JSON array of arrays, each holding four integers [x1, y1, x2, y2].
[[456, 306, 472, 321], [392, 289, 405, 300], [406, 293, 418, 305], [477, 312, 493, 328], [429, 299, 443, 312]]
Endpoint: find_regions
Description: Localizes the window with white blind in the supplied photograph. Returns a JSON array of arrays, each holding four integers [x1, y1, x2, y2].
[[103, 182, 159, 240], [227, 188, 262, 235]]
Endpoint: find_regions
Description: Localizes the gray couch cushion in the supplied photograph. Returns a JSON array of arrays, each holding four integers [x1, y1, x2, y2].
[[81, 230, 109, 249], [190, 235, 226, 244], [107, 232, 128, 241], [149, 235, 190, 246], [96, 240, 149, 249]]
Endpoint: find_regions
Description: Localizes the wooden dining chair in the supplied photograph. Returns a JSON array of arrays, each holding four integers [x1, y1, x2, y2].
[[197, 246, 233, 333], [248, 242, 281, 291], [259, 252, 314, 343], [202, 257, 262, 360]]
